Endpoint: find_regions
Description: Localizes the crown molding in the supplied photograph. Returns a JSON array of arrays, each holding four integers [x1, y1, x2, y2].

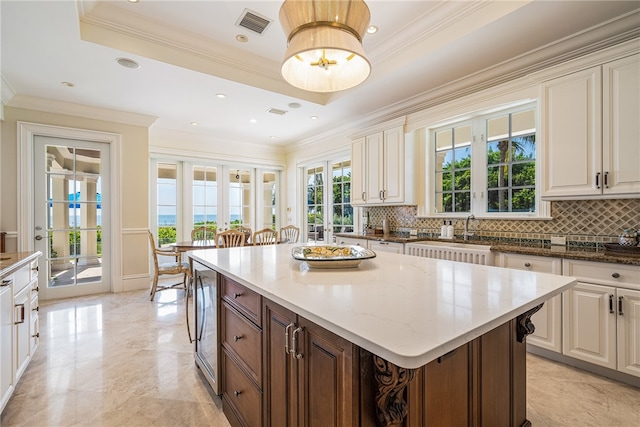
[[6, 94, 157, 127], [149, 127, 286, 166]]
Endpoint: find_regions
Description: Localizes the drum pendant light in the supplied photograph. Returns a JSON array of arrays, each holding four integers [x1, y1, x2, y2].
[[279, 0, 371, 93]]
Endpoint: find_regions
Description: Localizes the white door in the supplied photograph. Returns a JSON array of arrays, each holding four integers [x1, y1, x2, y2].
[[34, 136, 111, 299]]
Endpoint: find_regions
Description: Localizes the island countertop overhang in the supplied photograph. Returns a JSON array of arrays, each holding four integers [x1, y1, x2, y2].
[[189, 245, 576, 369]]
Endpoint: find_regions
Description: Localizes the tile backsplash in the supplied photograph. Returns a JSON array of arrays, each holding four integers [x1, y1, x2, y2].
[[365, 199, 640, 247]]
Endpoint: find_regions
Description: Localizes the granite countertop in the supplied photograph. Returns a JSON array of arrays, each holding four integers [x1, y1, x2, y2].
[[333, 233, 640, 266], [190, 244, 575, 369], [0, 252, 42, 278]]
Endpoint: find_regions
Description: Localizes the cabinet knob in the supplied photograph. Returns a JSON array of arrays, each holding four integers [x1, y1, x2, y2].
[[524, 262, 531, 268], [233, 390, 242, 397], [32, 332, 39, 338], [611, 272, 620, 279], [233, 335, 242, 342], [233, 292, 242, 299]]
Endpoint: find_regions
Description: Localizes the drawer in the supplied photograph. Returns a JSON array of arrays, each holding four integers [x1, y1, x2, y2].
[[29, 259, 39, 282], [222, 350, 262, 427], [563, 259, 640, 288], [222, 301, 262, 386], [498, 252, 562, 274], [13, 264, 31, 293], [222, 277, 261, 326]]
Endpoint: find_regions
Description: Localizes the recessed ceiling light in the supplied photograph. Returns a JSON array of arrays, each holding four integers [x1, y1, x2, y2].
[[236, 34, 249, 43], [61, 81, 75, 88], [288, 102, 301, 109], [190, 122, 198, 126], [310, 116, 318, 120], [269, 136, 276, 139], [216, 93, 226, 98], [250, 119, 257, 123], [367, 25, 378, 34], [127, 0, 139, 3], [116, 57, 140, 69]]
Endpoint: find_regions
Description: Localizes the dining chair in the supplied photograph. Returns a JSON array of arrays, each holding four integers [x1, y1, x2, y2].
[[215, 229, 246, 248], [253, 228, 278, 245], [147, 230, 191, 301], [191, 226, 216, 241], [280, 225, 300, 243], [236, 225, 252, 244]]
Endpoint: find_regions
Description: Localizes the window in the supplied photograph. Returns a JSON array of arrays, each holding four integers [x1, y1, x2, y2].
[[434, 124, 472, 213], [193, 165, 218, 231], [429, 103, 543, 217], [486, 110, 536, 213], [151, 159, 281, 243], [306, 165, 324, 242], [157, 163, 178, 245]]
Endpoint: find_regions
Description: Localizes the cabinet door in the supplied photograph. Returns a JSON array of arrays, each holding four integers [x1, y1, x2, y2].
[[603, 54, 640, 195], [351, 138, 366, 205], [13, 285, 31, 381], [0, 284, 14, 413], [562, 282, 616, 370], [366, 133, 384, 203], [616, 288, 640, 378], [498, 252, 562, 352], [541, 66, 602, 198], [263, 300, 298, 427], [382, 126, 404, 203], [296, 317, 357, 427]]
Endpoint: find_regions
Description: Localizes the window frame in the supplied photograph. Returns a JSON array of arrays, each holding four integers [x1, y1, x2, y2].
[[426, 101, 550, 219]]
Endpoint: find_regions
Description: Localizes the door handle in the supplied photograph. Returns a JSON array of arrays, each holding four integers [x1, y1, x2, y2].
[[292, 327, 303, 359], [618, 296, 624, 316]]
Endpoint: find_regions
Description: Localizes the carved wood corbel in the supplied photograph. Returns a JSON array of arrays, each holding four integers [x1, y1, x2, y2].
[[373, 355, 416, 426], [516, 303, 544, 343]]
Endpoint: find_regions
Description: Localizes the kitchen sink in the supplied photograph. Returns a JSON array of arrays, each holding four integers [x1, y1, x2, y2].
[[405, 241, 494, 265]]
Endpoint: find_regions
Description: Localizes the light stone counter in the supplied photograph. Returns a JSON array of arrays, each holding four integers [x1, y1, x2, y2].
[[190, 244, 576, 369]]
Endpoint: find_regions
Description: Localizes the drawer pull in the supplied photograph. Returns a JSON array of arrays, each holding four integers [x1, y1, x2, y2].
[[233, 390, 242, 397], [33, 306, 39, 312], [233, 292, 242, 299], [32, 332, 39, 338], [618, 296, 624, 316], [233, 335, 242, 342], [524, 262, 531, 268], [611, 272, 620, 279], [292, 327, 303, 360], [14, 304, 25, 324], [32, 266, 39, 272], [609, 294, 614, 314]]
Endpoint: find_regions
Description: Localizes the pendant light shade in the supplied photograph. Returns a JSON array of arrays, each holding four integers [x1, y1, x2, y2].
[[279, 0, 371, 93]]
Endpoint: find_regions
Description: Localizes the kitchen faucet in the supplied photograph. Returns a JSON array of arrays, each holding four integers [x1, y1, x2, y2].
[[463, 214, 476, 241]]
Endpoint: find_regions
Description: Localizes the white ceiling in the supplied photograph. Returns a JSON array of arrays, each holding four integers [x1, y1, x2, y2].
[[2, 1, 639, 148]]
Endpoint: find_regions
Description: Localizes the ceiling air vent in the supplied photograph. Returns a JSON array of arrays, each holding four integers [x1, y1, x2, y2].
[[236, 9, 272, 35], [267, 107, 288, 116]]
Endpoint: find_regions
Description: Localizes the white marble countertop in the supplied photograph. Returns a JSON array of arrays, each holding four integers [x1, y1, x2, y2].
[[0, 251, 41, 278], [189, 244, 576, 369]]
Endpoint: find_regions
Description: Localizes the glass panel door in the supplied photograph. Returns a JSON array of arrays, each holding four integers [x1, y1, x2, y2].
[[305, 165, 326, 243], [331, 160, 354, 234], [226, 168, 253, 231], [193, 165, 218, 234], [34, 137, 110, 299]]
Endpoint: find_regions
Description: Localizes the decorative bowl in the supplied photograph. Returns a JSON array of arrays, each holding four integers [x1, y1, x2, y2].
[[291, 245, 376, 269]]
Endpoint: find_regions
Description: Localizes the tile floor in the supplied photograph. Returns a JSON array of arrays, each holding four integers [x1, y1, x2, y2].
[[1, 288, 639, 426]]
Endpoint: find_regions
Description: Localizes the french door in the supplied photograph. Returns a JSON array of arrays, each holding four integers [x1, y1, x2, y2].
[[304, 159, 354, 244], [34, 136, 111, 299]]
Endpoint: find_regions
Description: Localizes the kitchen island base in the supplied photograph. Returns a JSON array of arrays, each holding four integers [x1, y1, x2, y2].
[[218, 273, 540, 427]]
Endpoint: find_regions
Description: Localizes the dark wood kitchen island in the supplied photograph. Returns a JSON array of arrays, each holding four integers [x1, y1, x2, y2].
[[190, 244, 575, 427]]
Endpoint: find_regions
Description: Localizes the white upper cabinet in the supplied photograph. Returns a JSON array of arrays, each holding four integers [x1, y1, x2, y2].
[[351, 118, 416, 206], [541, 53, 640, 199]]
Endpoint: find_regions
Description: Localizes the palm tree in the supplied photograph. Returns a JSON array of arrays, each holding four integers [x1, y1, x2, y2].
[[495, 135, 535, 211]]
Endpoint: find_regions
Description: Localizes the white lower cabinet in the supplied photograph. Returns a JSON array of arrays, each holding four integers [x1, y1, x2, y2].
[[497, 253, 563, 352], [562, 259, 640, 378], [0, 279, 14, 413], [367, 240, 404, 254]]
